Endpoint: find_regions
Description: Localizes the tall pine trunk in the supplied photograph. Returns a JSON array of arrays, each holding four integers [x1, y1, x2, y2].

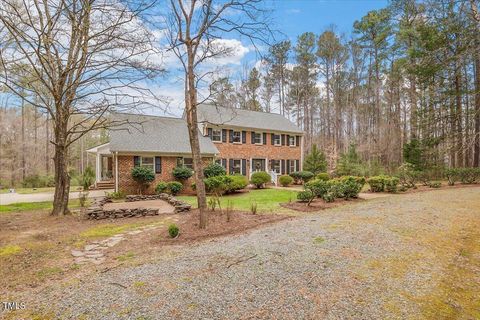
[[51, 114, 70, 216]]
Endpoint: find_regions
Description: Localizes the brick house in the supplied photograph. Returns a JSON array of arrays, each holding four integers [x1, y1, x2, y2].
[[87, 105, 303, 193]]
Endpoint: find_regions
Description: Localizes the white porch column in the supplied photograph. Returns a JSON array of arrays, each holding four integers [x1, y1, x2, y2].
[[95, 153, 101, 183], [115, 152, 119, 192]]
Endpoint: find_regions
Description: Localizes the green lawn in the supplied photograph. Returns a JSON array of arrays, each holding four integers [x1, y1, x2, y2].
[[0, 199, 85, 213], [177, 188, 299, 213]]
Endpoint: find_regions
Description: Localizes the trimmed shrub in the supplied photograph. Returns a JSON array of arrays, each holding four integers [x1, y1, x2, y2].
[[384, 177, 400, 193], [131, 166, 155, 194], [167, 181, 183, 195], [367, 176, 386, 192], [250, 171, 271, 189], [297, 190, 314, 203], [316, 173, 330, 181], [322, 192, 335, 203], [204, 175, 230, 195], [168, 224, 179, 238], [279, 175, 294, 187], [429, 181, 442, 188], [204, 163, 226, 178], [339, 176, 363, 199], [155, 182, 168, 194], [226, 175, 248, 193], [305, 179, 330, 198], [458, 168, 480, 184], [290, 171, 315, 184], [444, 168, 459, 186], [172, 166, 193, 181]]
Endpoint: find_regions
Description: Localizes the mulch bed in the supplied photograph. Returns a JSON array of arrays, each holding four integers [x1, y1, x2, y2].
[[280, 198, 365, 212], [363, 183, 480, 195], [157, 209, 288, 243]]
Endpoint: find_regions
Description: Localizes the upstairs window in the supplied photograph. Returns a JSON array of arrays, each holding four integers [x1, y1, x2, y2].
[[212, 129, 222, 142], [232, 131, 241, 143], [289, 135, 296, 146], [253, 132, 262, 144], [273, 134, 281, 146]]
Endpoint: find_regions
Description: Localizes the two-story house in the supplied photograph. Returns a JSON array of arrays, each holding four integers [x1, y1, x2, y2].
[[87, 105, 303, 193]]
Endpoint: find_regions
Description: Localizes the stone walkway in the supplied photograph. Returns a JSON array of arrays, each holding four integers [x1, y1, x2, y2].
[[71, 223, 173, 265]]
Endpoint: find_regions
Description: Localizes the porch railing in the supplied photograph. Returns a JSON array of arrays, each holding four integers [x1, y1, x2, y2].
[[269, 170, 278, 186]]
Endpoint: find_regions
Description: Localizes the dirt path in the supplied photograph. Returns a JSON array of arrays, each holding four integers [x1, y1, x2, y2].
[[7, 187, 480, 319]]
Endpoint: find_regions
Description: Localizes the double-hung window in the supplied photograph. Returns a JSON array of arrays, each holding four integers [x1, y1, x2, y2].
[[289, 136, 296, 147], [271, 160, 281, 173], [253, 132, 262, 144], [273, 134, 281, 146], [212, 129, 222, 142], [232, 131, 241, 143], [177, 157, 194, 169], [232, 159, 242, 174], [289, 160, 296, 173], [140, 157, 154, 170]]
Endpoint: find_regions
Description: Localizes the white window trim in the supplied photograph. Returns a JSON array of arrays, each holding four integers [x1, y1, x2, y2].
[[289, 160, 297, 173], [178, 157, 194, 169], [273, 134, 281, 146], [253, 132, 263, 145], [212, 129, 222, 142], [272, 160, 281, 173]]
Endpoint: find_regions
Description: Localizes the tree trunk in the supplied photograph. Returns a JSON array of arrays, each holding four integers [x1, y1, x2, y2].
[[471, 0, 480, 167], [186, 47, 207, 229], [51, 117, 70, 216], [21, 98, 26, 181]]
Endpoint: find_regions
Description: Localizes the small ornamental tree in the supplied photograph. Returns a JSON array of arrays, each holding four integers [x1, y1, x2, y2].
[[131, 167, 155, 194], [204, 163, 226, 178], [303, 145, 327, 174], [173, 166, 194, 181], [250, 171, 271, 188]]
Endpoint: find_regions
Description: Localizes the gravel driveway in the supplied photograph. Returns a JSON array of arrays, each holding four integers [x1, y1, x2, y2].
[[26, 187, 480, 319]]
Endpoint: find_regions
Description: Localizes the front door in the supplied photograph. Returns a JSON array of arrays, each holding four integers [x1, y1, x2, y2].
[[251, 159, 266, 172]]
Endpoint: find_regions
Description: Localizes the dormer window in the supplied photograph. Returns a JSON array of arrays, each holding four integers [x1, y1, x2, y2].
[[212, 129, 222, 142], [289, 135, 296, 146]]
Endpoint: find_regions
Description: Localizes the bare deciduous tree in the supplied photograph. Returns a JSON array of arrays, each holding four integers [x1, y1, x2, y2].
[[0, 0, 163, 215], [163, 0, 273, 228]]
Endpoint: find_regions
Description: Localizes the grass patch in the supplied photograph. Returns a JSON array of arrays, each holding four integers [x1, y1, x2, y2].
[[117, 252, 136, 262], [0, 199, 85, 213], [177, 188, 299, 213], [80, 224, 134, 239], [0, 245, 22, 257], [36, 266, 63, 280], [313, 236, 325, 244]]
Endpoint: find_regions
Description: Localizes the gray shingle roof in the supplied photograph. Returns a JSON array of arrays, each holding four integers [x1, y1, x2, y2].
[[109, 113, 218, 155], [196, 104, 303, 134]]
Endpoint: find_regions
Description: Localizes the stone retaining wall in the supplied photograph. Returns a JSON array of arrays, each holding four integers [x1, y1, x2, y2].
[[86, 193, 191, 220]]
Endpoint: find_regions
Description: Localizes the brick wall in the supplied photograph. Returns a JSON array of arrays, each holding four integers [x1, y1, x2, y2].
[[117, 155, 212, 194], [210, 130, 302, 175]]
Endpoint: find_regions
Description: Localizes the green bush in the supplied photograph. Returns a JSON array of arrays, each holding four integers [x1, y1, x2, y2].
[[204, 163, 226, 178], [204, 175, 230, 195], [305, 179, 330, 198], [397, 163, 418, 188], [322, 192, 335, 203], [339, 176, 363, 199], [81, 166, 95, 190], [131, 166, 155, 194], [279, 175, 294, 187], [458, 168, 480, 184], [167, 181, 183, 195], [384, 177, 400, 193], [444, 168, 459, 186], [250, 171, 271, 188], [289, 171, 315, 184], [168, 224, 179, 238], [173, 166, 193, 181], [107, 190, 126, 199], [367, 175, 398, 193], [316, 173, 330, 181], [155, 181, 168, 194], [22, 174, 55, 188], [297, 190, 314, 203], [303, 145, 327, 174], [226, 175, 248, 193], [429, 181, 442, 188]]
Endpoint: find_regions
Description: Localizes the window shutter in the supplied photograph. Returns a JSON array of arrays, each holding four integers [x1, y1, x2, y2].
[[229, 159, 234, 174], [207, 128, 213, 139], [242, 131, 246, 144], [263, 133, 267, 145], [269, 159, 273, 171], [242, 159, 247, 175], [287, 135, 290, 146], [222, 159, 227, 169], [281, 160, 285, 174], [286, 160, 290, 174], [251, 131, 255, 144], [271, 133, 274, 145], [134, 156, 140, 167], [281, 134, 285, 146], [296, 160, 300, 172], [155, 156, 162, 173], [296, 136, 300, 147], [229, 130, 234, 143], [222, 129, 227, 142]]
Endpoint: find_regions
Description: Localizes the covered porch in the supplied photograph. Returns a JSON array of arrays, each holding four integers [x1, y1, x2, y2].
[[86, 143, 117, 190]]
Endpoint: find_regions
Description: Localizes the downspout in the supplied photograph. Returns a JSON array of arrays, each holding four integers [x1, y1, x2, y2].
[[300, 134, 304, 171], [115, 152, 119, 192]]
